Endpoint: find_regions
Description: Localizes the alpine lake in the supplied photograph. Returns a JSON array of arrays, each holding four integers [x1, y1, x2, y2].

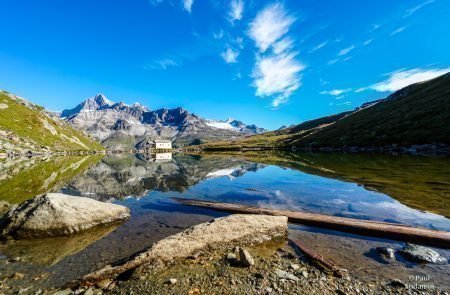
[[0, 151, 449, 291]]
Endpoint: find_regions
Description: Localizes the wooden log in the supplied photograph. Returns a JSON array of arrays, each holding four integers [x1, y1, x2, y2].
[[289, 238, 346, 278], [172, 198, 450, 249]]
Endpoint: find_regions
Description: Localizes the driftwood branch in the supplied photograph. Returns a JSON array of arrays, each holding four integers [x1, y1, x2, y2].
[[289, 238, 346, 277], [173, 198, 450, 249]]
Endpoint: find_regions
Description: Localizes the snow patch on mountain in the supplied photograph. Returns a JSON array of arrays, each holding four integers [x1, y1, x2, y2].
[[205, 119, 238, 130]]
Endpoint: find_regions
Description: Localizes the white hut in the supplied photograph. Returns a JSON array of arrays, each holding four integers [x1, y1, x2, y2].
[[153, 139, 172, 149]]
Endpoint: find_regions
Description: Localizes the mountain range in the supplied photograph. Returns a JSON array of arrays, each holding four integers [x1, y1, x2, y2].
[[200, 72, 450, 153], [60, 94, 266, 150]]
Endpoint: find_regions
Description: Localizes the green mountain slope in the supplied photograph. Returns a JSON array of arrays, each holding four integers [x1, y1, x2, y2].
[[0, 91, 104, 154], [292, 73, 450, 148], [200, 72, 450, 151]]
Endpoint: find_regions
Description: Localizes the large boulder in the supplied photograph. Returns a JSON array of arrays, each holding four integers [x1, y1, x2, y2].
[[0, 193, 130, 239]]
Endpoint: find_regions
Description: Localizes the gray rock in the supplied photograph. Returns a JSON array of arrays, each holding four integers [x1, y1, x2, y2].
[[290, 263, 300, 271], [399, 244, 447, 264], [0, 193, 130, 239], [301, 270, 308, 278], [239, 248, 255, 267], [389, 279, 406, 288], [375, 246, 395, 259], [275, 269, 299, 281], [168, 278, 177, 285], [226, 253, 237, 261]]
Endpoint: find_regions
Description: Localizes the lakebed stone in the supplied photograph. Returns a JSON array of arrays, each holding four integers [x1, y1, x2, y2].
[[375, 246, 395, 259], [0, 193, 130, 239]]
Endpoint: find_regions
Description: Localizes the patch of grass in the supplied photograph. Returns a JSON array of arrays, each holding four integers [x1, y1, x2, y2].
[[0, 92, 104, 151]]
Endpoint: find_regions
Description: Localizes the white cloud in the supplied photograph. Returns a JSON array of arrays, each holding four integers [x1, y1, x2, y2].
[[221, 47, 239, 64], [338, 45, 355, 56], [145, 58, 180, 70], [273, 37, 294, 54], [252, 53, 305, 107], [148, 0, 164, 5], [336, 101, 352, 106], [391, 26, 407, 36], [320, 88, 352, 96], [327, 58, 339, 65], [183, 0, 193, 13], [370, 68, 450, 92], [228, 0, 244, 23], [248, 3, 302, 107], [309, 41, 328, 53], [363, 39, 373, 46], [213, 30, 224, 39], [235, 36, 244, 48], [248, 3, 295, 52], [404, 0, 435, 17]]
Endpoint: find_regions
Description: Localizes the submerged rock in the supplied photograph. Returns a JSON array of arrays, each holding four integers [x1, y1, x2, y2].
[[375, 246, 395, 259], [0, 193, 130, 239], [398, 243, 447, 264]]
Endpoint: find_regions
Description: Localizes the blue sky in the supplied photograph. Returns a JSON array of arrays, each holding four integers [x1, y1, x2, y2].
[[1, 0, 449, 130]]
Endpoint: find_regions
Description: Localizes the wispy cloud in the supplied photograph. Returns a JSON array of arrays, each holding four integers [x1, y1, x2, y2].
[[273, 37, 294, 54], [338, 45, 355, 56], [248, 3, 295, 53], [369, 68, 450, 92], [248, 3, 304, 108], [363, 39, 373, 46], [336, 101, 352, 106], [391, 26, 407, 36], [327, 58, 339, 65], [228, 0, 244, 23], [252, 53, 305, 108], [221, 47, 239, 64], [309, 41, 328, 53], [404, 0, 435, 17], [320, 88, 352, 96], [213, 30, 224, 40], [183, 0, 193, 13], [144, 58, 180, 70]]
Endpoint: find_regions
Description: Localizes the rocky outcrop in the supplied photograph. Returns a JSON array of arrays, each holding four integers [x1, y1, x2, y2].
[[0, 193, 130, 239], [70, 214, 287, 287]]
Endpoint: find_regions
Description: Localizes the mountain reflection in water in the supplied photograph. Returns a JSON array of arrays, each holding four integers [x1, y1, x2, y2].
[[56, 152, 450, 231], [61, 153, 265, 200]]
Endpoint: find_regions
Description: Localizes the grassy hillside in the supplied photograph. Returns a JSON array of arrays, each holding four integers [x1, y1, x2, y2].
[[293, 73, 450, 148], [200, 73, 450, 151], [0, 91, 104, 153]]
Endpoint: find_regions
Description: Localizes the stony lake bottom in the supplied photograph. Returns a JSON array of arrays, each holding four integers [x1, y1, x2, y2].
[[0, 152, 449, 291]]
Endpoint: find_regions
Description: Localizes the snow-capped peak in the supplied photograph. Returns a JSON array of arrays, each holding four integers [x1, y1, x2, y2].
[[205, 119, 238, 130]]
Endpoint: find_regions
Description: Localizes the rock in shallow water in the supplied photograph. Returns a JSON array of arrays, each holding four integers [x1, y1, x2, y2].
[[375, 246, 395, 259], [0, 193, 130, 239], [398, 243, 447, 264]]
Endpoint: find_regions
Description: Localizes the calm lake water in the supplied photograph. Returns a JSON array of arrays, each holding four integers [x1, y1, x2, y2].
[[0, 152, 449, 290]]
